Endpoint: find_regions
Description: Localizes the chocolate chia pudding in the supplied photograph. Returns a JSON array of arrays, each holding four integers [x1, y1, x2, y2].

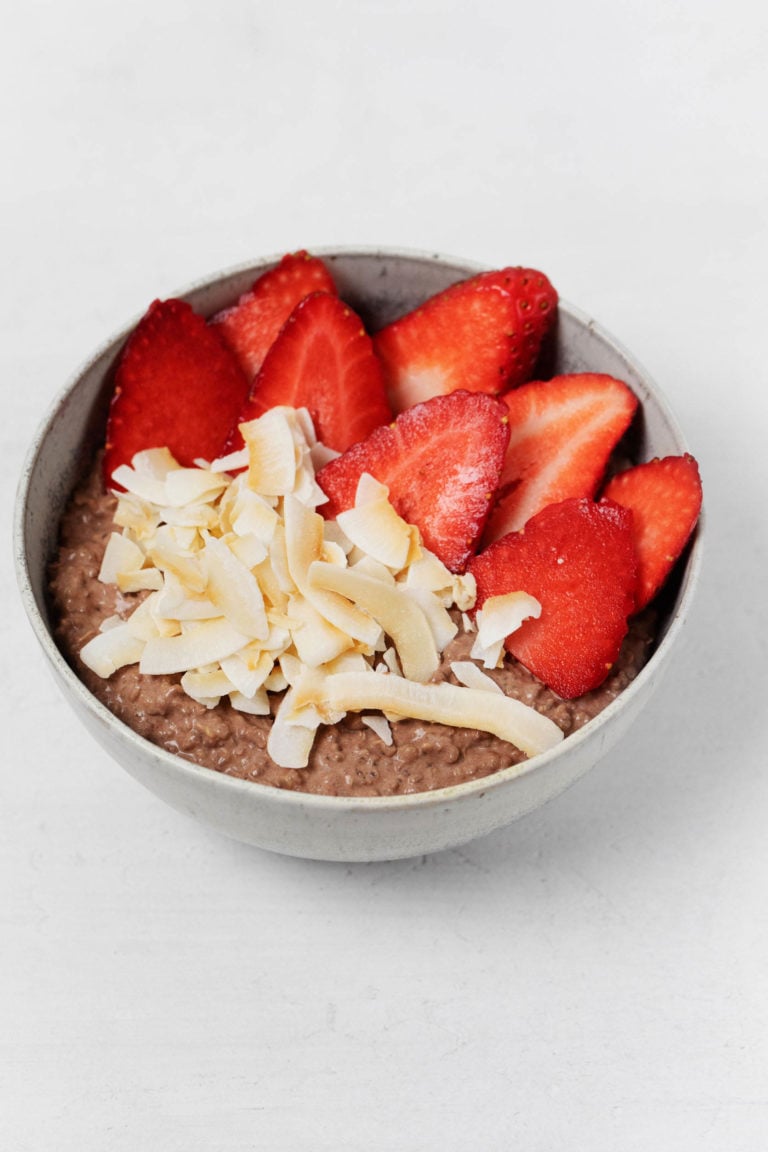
[[48, 456, 657, 798]]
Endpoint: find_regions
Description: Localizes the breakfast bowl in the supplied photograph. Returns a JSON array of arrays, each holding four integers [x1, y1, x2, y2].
[[14, 248, 703, 862]]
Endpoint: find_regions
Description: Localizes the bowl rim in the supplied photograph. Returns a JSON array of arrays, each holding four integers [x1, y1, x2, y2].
[[14, 245, 704, 814]]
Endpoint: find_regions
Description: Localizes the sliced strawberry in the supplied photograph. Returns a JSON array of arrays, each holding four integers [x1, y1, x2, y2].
[[225, 292, 392, 455], [482, 373, 638, 545], [469, 498, 638, 699], [317, 391, 510, 572], [373, 269, 555, 413], [450, 266, 558, 389], [103, 298, 249, 486], [211, 250, 337, 379], [601, 454, 702, 610]]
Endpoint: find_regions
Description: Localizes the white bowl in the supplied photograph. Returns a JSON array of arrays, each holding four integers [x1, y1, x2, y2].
[[14, 248, 702, 862]]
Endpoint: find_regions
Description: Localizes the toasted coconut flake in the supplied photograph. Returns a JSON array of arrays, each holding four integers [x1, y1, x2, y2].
[[230, 488, 279, 543], [112, 494, 159, 540], [470, 592, 541, 669], [220, 650, 274, 696], [350, 554, 396, 585], [287, 593, 354, 668], [320, 540, 348, 567], [353, 472, 389, 506], [284, 496, 381, 645], [98, 532, 145, 585], [230, 689, 270, 715], [264, 524, 293, 596], [268, 688, 322, 768], [181, 667, 235, 702], [293, 466, 328, 509], [469, 633, 505, 670], [405, 586, 458, 651], [292, 671, 563, 758], [449, 660, 503, 695], [308, 561, 438, 683], [155, 503, 220, 530], [80, 624, 146, 678], [283, 494, 323, 588], [131, 448, 183, 479], [110, 448, 183, 500], [362, 713, 393, 746], [452, 572, 477, 612], [228, 533, 268, 570], [278, 652, 304, 686], [148, 530, 206, 594], [293, 406, 318, 447], [116, 568, 164, 594], [124, 595, 163, 641], [324, 651, 371, 677], [336, 476, 414, 570], [210, 447, 249, 473], [267, 720, 317, 768], [98, 614, 123, 633], [476, 591, 542, 647], [242, 409, 299, 496], [404, 550, 454, 596], [203, 534, 269, 640], [264, 665, 288, 692], [164, 468, 229, 507], [140, 619, 249, 675], [153, 573, 220, 622], [262, 620, 292, 653]]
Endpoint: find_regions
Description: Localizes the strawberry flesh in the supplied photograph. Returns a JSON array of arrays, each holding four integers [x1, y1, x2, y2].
[[469, 498, 638, 699], [225, 291, 392, 455], [373, 269, 556, 413], [211, 250, 337, 379], [601, 454, 702, 610], [103, 298, 250, 486], [317, 390, 511, 573], [483, 373, 638, 545]]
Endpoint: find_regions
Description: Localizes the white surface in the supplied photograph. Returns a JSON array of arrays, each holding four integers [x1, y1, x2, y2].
[[2, 1, 766, 1148]]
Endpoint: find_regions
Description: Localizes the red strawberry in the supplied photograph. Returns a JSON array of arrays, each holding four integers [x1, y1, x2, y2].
[[225, 292, 392, 455], [601, 454, 702, 610], [373, 267, 556, 413], [469, 498, 638, 699], [103, 298, 249, 486], [211, 250, 337, 379], [317, 391, 511, 573], [482, 373, 638, 545], [453, 266, 558, 388]]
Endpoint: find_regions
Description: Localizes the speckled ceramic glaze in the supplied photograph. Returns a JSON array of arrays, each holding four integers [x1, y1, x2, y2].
[[14, 249, 702, 861]]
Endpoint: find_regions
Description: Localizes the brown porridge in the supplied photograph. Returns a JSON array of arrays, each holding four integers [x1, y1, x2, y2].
[[48, 457, 657, 797]]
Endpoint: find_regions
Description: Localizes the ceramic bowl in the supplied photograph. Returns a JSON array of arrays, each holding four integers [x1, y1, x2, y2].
[[14, 248, 702, 862]]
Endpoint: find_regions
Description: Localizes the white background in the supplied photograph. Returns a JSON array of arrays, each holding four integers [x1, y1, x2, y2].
[[2, 2, 767, 1148]]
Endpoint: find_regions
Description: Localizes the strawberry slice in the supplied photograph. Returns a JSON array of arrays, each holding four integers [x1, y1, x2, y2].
[[226, 292, 392, 455], [373, 267, 556, 413], [103, 298, 249, 486], [469, 498, 638, 699], [317, 391, 510, 573], [482, 373, 638, 545], [211, 250, 337, 379], [601, 454, 702, 610], [453, 266, 558, 388]]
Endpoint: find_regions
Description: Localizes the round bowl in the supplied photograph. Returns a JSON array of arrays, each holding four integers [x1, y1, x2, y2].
[[14, 248, 702, 862]]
